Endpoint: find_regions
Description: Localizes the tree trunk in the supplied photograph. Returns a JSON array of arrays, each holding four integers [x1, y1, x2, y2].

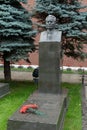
[[3, 53, 11, 81]]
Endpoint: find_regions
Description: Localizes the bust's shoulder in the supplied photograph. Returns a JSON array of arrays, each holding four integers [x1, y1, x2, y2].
[[41, 31, 47, 34], [41, 30, 62, 34], [54, 30, 62, 33], [54, 30, 62, 36]]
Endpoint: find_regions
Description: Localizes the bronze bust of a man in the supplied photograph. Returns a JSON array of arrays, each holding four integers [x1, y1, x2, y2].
[[40, 15, 62, 42]]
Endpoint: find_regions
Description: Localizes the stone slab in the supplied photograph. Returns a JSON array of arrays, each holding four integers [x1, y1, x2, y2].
[[7, 89, 68, 130], [0, 83, 10, 98]]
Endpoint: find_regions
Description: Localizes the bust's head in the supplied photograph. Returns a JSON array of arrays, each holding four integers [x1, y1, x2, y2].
[[45, 15, 56, 30]]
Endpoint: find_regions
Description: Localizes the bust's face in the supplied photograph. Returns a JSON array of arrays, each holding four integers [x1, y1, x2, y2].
[[46, 16, 56, 30]]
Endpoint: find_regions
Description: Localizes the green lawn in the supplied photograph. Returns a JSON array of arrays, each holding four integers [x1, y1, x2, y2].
[[0, 81, 36, 130], [63, 83, 82, 130], [0, 81, 82, 130]]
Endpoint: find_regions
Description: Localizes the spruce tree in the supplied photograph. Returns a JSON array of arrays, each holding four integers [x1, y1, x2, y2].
[[0, 0, 36, 80], [33, 0, 87, 59]]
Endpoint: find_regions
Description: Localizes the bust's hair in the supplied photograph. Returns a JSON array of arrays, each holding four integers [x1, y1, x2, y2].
[[46, 15, 56, 22]]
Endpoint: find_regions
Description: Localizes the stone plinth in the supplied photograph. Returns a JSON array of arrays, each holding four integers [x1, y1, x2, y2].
[[7, 90, 68, 130], [39, 42, 61, 94], [0, 83, 10, 98]]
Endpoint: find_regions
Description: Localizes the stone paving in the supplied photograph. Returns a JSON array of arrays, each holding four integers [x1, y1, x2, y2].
[[0, 70, 82, 83], [0, 71, 33, 81]]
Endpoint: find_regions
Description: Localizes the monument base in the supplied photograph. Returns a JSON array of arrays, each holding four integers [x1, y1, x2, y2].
[[7, 89, 68, 130], [0, 83, 10, 98]]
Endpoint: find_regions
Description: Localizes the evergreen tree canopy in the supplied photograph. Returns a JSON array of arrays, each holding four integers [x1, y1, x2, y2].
[[33, 0, 87, 59], [0, 0, 36, 62]]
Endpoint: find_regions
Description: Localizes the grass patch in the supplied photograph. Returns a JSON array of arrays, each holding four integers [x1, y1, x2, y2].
[[63, 83, 82, 130], [0, 81, 37, 130], [0, 66, 34, 72], [0, 81, 82, 130], [62, 69, 84, 74], [11, 67, 34, 72]]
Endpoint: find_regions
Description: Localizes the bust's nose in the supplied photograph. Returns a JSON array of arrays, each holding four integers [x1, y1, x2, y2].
[[48, 21, 51, 24]]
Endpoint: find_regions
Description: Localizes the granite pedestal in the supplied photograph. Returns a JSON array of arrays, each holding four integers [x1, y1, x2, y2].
[[39, 42, 61, 94], [0, 83, 10, 98]]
